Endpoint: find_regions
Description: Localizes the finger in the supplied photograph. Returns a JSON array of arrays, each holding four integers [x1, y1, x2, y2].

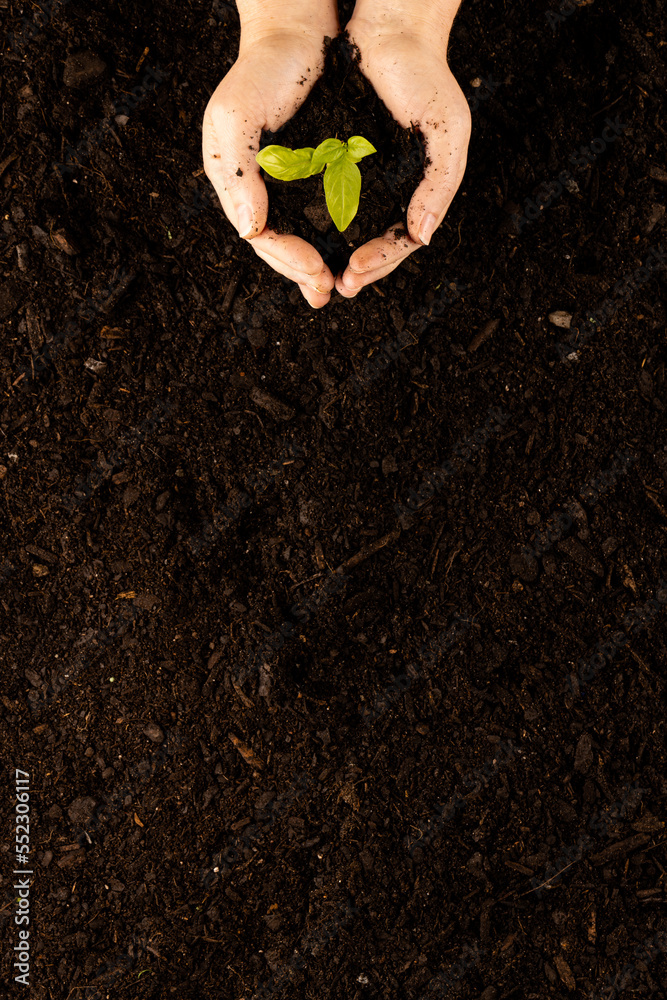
[[335, 256, 406, 297], [406, 111, 471, 246], [337, 229, 421, 293], [336, 251, 418, 295], [253, 245, 331, 291], [298, 284, 331, 309], [346, 228, 421, 276], [251, 236, 334, 293], [252, 231, 331, 281], [202, 77, 268, 239], [336, 259, 411, 296], [335, 278, 361, 299]]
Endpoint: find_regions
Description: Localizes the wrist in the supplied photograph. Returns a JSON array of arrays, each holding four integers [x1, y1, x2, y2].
[[238, 1, 338, 48], [349, 0, 461, 48]]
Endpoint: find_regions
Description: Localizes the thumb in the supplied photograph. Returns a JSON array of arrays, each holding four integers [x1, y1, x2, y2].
[[407, 107, 471, 246], [202, 84, 268, 239]]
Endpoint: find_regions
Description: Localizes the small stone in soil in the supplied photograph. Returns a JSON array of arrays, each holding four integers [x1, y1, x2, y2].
[[143, 723, 164, 743], [63, 50, 107, 88], [67, 796, 97, 824], [548, 310, 572, 328]]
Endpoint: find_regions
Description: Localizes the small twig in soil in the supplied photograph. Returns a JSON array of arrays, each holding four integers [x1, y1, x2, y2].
[[444, 218, 464, 260], [514, 859, 580, 899], [242, 280, 262, 304], [228, 733, 263, 770], [289, 572, 324, 591], [428, 524, 446, 579], [243, 409, 265, 430], [641, 486, 667, 521], [221, 271, 242, 314], [337, 528, 401, 572], [626, 647, 653, 675], [135, 46, 150, 72], [232, 682, 254, 709], [445, 542, 463, 580], [0, 153, 18, 180]]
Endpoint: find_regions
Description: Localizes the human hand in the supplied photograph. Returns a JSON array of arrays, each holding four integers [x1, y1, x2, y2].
[[336, 3, 471, 298], [202, 3, 340, 308]]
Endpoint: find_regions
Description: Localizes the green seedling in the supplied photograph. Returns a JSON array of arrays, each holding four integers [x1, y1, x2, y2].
[[256, 135, 377, 232]]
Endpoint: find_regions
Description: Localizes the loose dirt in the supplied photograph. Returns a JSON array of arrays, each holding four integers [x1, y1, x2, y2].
[[0, 0, 665, 998]]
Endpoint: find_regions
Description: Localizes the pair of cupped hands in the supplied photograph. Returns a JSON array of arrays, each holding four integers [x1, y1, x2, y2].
[[202, 0, 471, 308]]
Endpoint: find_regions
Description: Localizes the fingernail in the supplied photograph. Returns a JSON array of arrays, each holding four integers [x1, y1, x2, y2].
[[419, 212, 438, 246], [237, 204, 254, 238]]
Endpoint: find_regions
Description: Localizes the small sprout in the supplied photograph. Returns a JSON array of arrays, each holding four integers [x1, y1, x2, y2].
[[256, 135, 377, 232]]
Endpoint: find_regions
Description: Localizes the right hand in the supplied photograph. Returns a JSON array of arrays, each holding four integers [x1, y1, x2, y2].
[[203, 16, 339, 309]]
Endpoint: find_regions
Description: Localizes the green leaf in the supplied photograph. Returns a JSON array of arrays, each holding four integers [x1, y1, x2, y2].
[[311, 138, 346, 172], [256, 145, 316, 181], [346, 136, 377, 163], [324, 155, 362, 232]]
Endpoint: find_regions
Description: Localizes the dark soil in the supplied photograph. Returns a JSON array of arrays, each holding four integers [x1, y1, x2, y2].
[[1, 1, 667, 999], [262, 36, 426, 273]]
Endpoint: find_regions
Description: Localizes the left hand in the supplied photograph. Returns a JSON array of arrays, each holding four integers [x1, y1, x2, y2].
[[336, 13, 471, 298]]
